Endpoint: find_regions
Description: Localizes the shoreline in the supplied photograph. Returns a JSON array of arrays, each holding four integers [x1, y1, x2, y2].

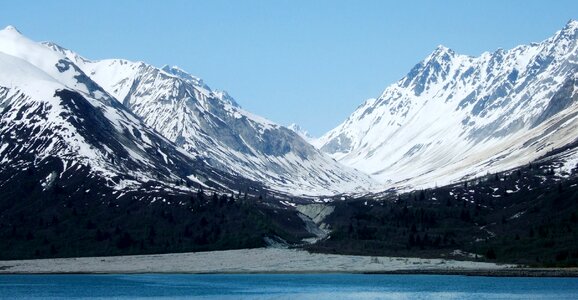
[[1, 248, 575, 277], [1, 269, 577, 277], [1, 270, 577, 277], [365, 268, 578, 277]]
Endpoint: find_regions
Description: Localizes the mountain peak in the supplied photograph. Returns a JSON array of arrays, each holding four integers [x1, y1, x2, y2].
[[564, 19, 578, 31], [426, 44, 455, 62], [551, 19, 578, 44], [435, 44, 450, 51], [1, 25, 22, 35], [319, 19, 578, 190], [288, 123, 303, 132], [212, 90, 240, 107], [434, 44, 454, 54], [161, 65, 187, 74], [161, 65, 207, 87], [288, 123, 314, 141]]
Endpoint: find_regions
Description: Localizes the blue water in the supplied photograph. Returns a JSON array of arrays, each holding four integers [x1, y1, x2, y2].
[[0, 274, 577, 299]]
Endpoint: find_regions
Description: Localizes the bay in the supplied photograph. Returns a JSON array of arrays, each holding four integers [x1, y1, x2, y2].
[[1, 274, 577, 299]]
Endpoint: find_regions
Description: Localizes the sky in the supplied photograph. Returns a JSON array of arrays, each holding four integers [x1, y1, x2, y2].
[[1, 1, 577, 136]]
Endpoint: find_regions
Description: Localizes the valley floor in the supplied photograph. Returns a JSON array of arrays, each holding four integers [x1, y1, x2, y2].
[[0, 247, 519, 274]]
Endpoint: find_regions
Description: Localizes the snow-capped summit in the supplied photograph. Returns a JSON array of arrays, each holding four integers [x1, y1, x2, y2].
[[0, 28, 255, 197], [287, 123, 315, 142], [0, 26, 86, 91], [317, 21, 578, 190], [211, 90, 240, 108], [429, 45, 455, 60], [562, 19, 578, 35], [160, 65, 212, 91], [2, 25, 21, 34], [41, 43, 375, 195]]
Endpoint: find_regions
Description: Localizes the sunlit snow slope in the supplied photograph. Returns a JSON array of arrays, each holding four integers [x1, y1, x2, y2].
[[0, 26, 258, 195], [43, 43, 375, 196], [317, 20, 578, 190]]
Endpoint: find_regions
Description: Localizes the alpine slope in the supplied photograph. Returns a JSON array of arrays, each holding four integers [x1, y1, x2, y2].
[[28, 28, 377, 196], [316, 20, 578, 190]]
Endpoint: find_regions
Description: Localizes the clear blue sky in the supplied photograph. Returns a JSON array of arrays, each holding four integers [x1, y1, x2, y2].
[[1, 1, 577, 136]]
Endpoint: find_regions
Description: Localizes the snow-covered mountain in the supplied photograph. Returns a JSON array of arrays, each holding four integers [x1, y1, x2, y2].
[[317, 20, 578, 190], [42, 43, 375, 195], [0, 25, 259, 197], [287, 123, 315, 143]]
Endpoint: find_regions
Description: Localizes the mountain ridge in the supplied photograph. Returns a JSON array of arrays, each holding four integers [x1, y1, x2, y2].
[[316, 20, 578, 190], [40, 41, 376, 196], [0, 25, 265, 197]]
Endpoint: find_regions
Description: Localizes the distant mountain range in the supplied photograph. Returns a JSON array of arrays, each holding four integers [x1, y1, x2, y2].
[[0, 25, 374, 200], [2, 21, 578, 264], [2, 20, 578, 198], [42, 39, 375, 196], [0, 25, 266, 201], [316, 20, 578, 190]]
